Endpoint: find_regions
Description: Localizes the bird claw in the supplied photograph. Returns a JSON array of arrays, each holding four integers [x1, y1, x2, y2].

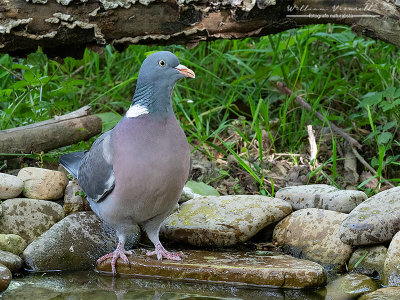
[[146, 243, 184, 261], [97, 242, 132, 275]]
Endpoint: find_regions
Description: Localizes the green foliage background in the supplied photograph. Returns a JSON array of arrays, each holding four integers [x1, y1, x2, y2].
[[0, 24, 399, 194]]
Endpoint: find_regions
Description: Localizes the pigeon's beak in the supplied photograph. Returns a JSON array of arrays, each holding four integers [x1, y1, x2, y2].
[[175, 64, 195, 79]]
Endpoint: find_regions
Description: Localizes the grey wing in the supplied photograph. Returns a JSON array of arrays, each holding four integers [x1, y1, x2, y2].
[[78, 130, 115, 203]]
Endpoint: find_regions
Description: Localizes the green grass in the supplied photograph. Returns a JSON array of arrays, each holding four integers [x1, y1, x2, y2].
[[0, 24, 399, 195]]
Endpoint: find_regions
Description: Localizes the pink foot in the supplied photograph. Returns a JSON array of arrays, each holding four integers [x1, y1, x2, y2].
[[146, 243, 184, 261], [97, 242, 132, 274]]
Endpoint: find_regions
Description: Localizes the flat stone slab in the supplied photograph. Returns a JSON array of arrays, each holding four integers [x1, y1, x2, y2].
[[96, 250, 327, 289], [275, 184, 366, 213]]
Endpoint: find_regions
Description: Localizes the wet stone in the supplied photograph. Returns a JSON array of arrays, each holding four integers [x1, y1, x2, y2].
[[349, 245, 387, 279], [0, 173, 23, 200], [321, 273, 377, 299], [0, 250, 23, 273], [0, 234, 27, 255], [17, 167, 69, 200], [383, 231, 400, 286], [275, 184, 367, 213], [0, 198, 64, 243], [23, 211, 141, 272], [96, 250, 327, 289], [340, 186, 400, 246], [359, 287, 400, 300], [0, 263, 12, 292], [161, 195, 292, 246], [273, 208, 352, 271]]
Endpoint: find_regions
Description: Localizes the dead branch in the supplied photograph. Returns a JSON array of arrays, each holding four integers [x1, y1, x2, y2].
[[276, 82, 363, 149], [0, 105, 102, 159]]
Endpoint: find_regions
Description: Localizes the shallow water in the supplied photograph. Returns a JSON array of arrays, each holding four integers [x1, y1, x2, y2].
[[0, 270, 332, 300]]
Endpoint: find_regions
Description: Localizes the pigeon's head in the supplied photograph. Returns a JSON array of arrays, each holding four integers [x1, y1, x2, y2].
[[138, 51, 195, 85]]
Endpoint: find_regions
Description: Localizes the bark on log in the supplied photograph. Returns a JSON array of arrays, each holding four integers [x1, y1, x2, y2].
[[0, 105, 102, 159], [0, 0, 399, 57]]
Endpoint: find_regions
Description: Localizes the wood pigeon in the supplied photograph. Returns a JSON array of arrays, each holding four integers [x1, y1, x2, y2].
[[60, 51, 194, 274]]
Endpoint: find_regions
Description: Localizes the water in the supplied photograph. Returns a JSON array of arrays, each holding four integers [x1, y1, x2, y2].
[[1, 271, 329, 300]]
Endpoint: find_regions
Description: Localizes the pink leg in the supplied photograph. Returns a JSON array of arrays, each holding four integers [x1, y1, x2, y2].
[[146, 242, 184, 261], [97, 241, 132, 275]]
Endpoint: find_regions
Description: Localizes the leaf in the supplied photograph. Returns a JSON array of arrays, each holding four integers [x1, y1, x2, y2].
[[95, 112, 122, 132], [378, 132, 392, 145], [185, 181, 220, 196], [357, 92, 382, 108], [382, 120, 397, 131]]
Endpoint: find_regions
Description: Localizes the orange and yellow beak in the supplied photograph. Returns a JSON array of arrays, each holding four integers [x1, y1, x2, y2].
[[175, 64, 195, 78]]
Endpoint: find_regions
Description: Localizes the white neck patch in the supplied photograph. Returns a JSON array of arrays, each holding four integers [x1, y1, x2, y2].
[[126, 104, 149, 118]]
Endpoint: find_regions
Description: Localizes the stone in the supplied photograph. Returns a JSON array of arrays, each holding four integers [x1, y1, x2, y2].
[[0, 173, 23, 200], [0, 234, 27, 255], [273, 208, 352, 270], [383, 231, 400, 286], [0, 263, 11, 292], [320, 273, 377, 299], [63, 180, 91, 215], [17, 167, 69, 200], [179, 186, 201, 202], [340, 187, 400, 246], [0, 250, 23, 273], [275, 184, 367, 213], [161, 195, 292, 246], [97, 250, 327, 289], [359, 287, 400, 300], [0, 198, 64, 243], [349, 245, 387, 279], [23, 211, 141, 271]]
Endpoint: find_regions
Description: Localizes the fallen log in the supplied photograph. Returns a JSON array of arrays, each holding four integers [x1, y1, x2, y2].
[[0, 105, 102, 159]]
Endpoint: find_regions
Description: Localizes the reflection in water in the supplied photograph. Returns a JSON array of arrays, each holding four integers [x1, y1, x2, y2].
[[1, 270, 327, 300]]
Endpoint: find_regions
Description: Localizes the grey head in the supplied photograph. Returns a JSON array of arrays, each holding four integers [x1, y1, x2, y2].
[[127, 51, 195, 117]]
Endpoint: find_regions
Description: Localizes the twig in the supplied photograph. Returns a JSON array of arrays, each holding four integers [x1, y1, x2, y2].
[[307, 124, 318, 169], [276, 82, 362, 149], [69, 62, 91, 78], [351, 147, 395, 188], [0, 64, 23, 80]]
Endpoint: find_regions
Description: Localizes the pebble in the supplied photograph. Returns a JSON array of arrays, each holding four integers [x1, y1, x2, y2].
[[273, 208, 352, 271], [276, 184, 366, 213], [0, 198, 64, 243], [340, 187, 400, 246], [18, 167, 69, 200], [0, 173, 23, 200]]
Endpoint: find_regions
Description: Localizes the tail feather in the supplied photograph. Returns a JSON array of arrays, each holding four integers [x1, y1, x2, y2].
[[60, 152, 85, 178]]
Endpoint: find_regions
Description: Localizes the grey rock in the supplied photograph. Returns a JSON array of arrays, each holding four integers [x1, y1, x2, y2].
[[340, 187, 400, 246], [273, 208, 352, 271], [383, 231, 400, 286], [0, 250, 23, 273], [0, 173, 23, 200], [0, 263, 11, 292], [0, 234, 27, 255], [161, 195, 292, 247], [23, 211, 141, 271], [63, 180, 91, 215], [17, 167, 69, 200], [359, 287, 400, 300], [0, 198, 64, 243], [275, 184, 367, 213], [349, 245, 387, 279]]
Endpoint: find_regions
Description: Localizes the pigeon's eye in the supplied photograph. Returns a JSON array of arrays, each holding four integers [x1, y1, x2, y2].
[[158, 60, 166, 67]]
